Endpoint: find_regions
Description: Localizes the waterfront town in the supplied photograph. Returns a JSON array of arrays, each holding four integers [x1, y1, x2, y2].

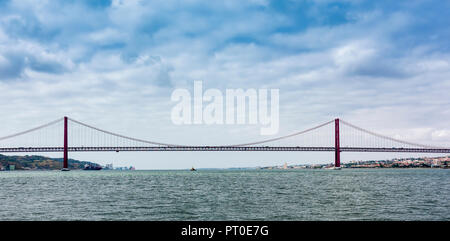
[[261, 156, 450, 169]]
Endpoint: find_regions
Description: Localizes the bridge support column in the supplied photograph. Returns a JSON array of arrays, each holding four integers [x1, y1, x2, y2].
[[62, 116, 69, 171], [335, 118, 340, 168]]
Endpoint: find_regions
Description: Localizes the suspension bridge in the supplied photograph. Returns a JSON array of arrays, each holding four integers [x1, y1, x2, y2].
[[0, 117, 449, 170]]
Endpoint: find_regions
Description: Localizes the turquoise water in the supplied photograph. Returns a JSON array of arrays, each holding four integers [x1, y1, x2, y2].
[[0, 169, 448, 220]]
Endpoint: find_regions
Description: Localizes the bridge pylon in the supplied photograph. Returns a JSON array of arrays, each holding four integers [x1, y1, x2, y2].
[[335, 118, 340, 168], [62, 116, 69, 171]]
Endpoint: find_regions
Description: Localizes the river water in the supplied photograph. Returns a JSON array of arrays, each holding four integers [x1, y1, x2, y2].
[[0, 169, 448, 220]]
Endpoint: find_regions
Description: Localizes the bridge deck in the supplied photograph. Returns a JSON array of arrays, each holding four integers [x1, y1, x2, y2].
[[1, 146, 450, 153]]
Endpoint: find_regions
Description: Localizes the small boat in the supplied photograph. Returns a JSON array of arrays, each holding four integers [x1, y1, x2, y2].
[[83, 164, 102, 170], [190, 167, 197, 171], [61, 168, 70, 171]]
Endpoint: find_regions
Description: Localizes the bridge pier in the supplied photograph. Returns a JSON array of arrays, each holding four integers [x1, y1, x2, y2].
[[335, 118, 340, 168], [62, 116, 69, 171]]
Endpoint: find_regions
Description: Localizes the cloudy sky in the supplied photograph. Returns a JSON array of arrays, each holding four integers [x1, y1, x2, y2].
[[0, 0, 449, 169]]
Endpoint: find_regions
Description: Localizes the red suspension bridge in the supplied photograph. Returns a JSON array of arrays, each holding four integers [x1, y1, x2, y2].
[[0, 116, 449, 169]]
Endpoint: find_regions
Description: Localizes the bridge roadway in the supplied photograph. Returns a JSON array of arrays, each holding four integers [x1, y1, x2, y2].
[[1, 146, 450, 153]]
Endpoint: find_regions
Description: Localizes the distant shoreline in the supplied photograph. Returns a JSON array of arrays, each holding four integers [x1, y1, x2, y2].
[[0, 154, 100, 171], [1, 154, 449, 171]]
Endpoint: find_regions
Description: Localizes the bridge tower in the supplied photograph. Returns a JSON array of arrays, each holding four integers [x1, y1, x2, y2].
[[335, 118, 340, 168], [62, 116, 69, 171]]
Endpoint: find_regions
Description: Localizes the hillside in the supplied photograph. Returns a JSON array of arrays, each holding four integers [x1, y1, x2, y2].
[[0, 154, 100, 170]]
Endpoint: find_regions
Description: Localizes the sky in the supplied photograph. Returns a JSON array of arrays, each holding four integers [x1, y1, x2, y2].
[[0, 0, 449, 169]]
